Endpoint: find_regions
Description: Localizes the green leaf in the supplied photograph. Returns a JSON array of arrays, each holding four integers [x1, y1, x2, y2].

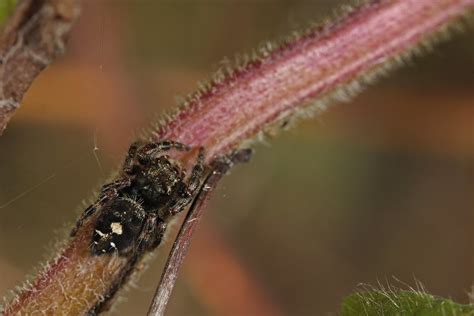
[[341, 289, 474, 316], [0, 0, 18, 27]]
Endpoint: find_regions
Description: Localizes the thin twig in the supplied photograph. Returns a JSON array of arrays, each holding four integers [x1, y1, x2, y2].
[[147, 149, 252, 316], [0, 0, 80, 134]]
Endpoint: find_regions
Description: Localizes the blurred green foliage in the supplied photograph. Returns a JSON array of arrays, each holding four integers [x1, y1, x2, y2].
[[0, 0, 17, 26], [342, 289, 474, 316]]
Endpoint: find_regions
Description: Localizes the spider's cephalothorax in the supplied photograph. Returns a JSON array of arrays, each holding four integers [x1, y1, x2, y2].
[[80, 140, 205, 256]]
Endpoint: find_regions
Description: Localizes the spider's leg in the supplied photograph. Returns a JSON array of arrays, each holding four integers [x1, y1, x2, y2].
[[186, 147, 205, 195], [137, 140, 191, 162], [135, 213, 167, 253], [71, 178, 131, 238], [210, 148, 253, 175], [151, 140, 191, 153], [162, 148, 252, 218], [100, 178, 131, 199], [182, 147, 253, 211], [158, 147, 205, 218], [71, 194, 117, 238], [123, 141, 144, 173], [70, 204, 97, 237]]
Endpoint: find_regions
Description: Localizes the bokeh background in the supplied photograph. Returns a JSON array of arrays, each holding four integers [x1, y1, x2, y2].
[[0, 1, 473, 315]]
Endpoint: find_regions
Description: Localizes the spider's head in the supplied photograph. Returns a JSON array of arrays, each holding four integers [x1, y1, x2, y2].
[[132, 156, 185, 207]]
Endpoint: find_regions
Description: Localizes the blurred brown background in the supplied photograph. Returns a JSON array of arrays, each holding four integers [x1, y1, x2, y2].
[[0, 1, 473, 315]]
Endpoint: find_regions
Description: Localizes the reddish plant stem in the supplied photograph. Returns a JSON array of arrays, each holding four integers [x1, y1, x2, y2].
[[3, 0, 473, 314], [155, 0, 473, 159]]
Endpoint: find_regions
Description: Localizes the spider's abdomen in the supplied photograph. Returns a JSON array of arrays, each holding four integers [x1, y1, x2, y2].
[[91, 198, 145, 255]]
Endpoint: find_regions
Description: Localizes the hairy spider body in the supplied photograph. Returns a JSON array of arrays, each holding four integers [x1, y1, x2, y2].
[[92, 198, 147, 254], [79, 140, 205, 256]]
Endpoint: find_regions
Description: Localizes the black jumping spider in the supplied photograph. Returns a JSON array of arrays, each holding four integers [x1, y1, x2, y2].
[[75, 140, 207, 256]]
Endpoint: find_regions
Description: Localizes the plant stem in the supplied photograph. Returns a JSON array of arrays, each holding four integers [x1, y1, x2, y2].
[[147, 150, 252, 316], [154, 0, 474, 159], [0, 0, 80, 134]]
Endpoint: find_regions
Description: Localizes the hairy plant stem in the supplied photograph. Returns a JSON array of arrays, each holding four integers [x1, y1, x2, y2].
[[147, 150, 252, 316], [154, 0, 474, 160], [2, 0, 473, 314]]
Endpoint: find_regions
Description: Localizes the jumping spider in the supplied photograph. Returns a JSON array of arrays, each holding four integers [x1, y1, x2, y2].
[[75, 140, 208, 256]]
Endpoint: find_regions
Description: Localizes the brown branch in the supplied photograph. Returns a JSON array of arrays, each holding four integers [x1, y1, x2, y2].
[[2, 0, 473, 315], [0, 0, 80, 134], [147, 149, 252, 316]]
